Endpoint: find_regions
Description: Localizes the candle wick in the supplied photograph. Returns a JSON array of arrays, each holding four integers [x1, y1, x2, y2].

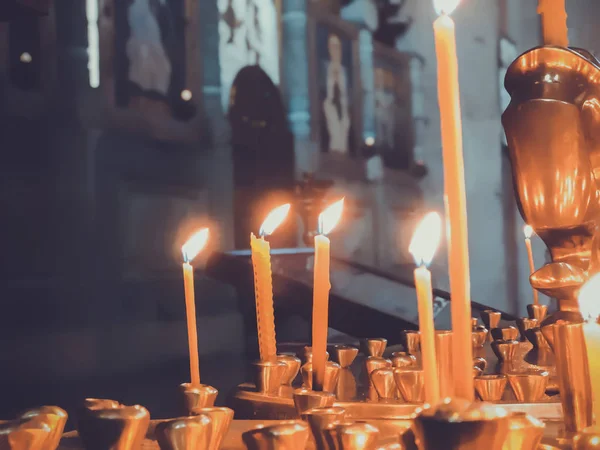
[[183, 251, 189, 264]]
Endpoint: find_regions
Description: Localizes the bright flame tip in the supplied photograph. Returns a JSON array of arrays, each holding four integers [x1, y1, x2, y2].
[[259, 203, 291, 237], [318, 198, 344, 236], [524, 225, 534, 239], [182, 228, 209, 263], [409, 212, 442, 267]]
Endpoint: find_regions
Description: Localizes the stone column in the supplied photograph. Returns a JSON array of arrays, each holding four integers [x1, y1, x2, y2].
[[281, 0, 317, 175], [341, 0, 378, 143]]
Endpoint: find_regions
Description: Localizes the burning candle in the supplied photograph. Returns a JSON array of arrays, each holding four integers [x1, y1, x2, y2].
[[250, 203, 291, 363], [578, 273, 600, 423], [409, 212, 442, 405], [537, 0, 569, 47], [524, 225, 540, 306], [181, 228, 210, 386], [313, 198, 344, 391], [433, 0, 474, 401]]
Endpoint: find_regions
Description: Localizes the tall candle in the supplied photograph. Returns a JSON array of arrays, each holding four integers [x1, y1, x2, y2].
[[578, 273, 600, 423], [312, 198, 344, 391], [409, 212, 442, 405], [433, 0, 474, 401], [524, 225, 540, 306], [250, 204, 291, 363], [181, 228, 210, 386], [538, 0, 569, 47]]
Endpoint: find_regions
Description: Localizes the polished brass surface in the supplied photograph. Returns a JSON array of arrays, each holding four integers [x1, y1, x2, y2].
[[293, 388, 336, 416], [0, 416, 53, 450], [400, 331, 420, 355], [394, 368, 424, 403], [502, 46, 600, 312], [301, 361, 341, 393], [472, 328, 488, 348], [553, 321, 593, 433], [360, 338, 388, 358], [391, 352, 417, 369], [475, 375, 508, 402], [365, 357, 392, 378], [20, 406, 67, 450], [503, 412, 545, 450], [370, 368, 397, 400], [473, 357, 487, 372], [491, 327, 520, 342], [491, 340, 520, 364], [471, 317, 479, 329], [253, 360, 288, 396], [507, 370, 549, 403], [277, 354, 302, 386], [413, 399, 510, 450], [541, 310, 583, 350], [435, 331, 454, 399], [155, 415, 212, 450], [481, 310, 502, 332], [78, 400, 150, 450], [302, 407, 346, 450], [327, 422, 380, 450], [303, 346, 330, 365], [179, 383, 218, 415], [242, 421, 309, 450], [190, 407, 234, 450], [525, 327, 551, 351], [527, 304, 549, 322], [336, 369, 358, 402], [333, 346, 359, 369], [516, 318, 538, 341], [573, 426, 600, 449]]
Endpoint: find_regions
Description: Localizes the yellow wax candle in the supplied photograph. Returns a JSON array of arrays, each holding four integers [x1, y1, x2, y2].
[[578, 274, 600, 423], [524, 225, 540, 306], [181, 228, 210, 386], [538, 0, 569, 47], [312, 198, 344, 391], [433, 0, 474, 401], [410, 212, 442, 405], [250, 204, 291, 363]]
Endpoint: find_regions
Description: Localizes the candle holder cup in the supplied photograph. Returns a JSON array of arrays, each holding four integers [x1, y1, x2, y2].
[[302, 346, 329, 365], [301, 407, 346, 450], [393, 367, 425, 403], [179, 383, 218, 415], [359, 338, 388, 357], [516, 318, 538, 341], [370, 367, 397, 400], [333, 345, 359, 368], [491, 326, 519, 342], [480, 310, 502, 334], [491, 339, 519, 364], [300, 361, 341, 393], [189, 407, 234, 450], [527, 304, 548, 322], [252, 360, 288, 396], [504, 412, 545, 450], [324, 422, 380, 450], [472, 327, 487, 348], [242, 421, 309, 450], [77, 400, 150, 450], [391, 352, 417, 369], [400, 331, 420, 355], [155, 415, 212, 450], [277, 354, 301, 386], [474, 374, 507, 402], [19, 405, 68, 450], [507, 370, 549, 403], [413, 399, 510, 450]]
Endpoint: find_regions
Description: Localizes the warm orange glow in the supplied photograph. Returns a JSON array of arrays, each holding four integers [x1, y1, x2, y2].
[[259, 204, 291, 237], [409, 212, 442, 267], [434, 0, 460, 15], [182, 228, 209, 263], [524, 224, 534, 239], [318, 198, 344, 235], [579, 273, 600, 321]]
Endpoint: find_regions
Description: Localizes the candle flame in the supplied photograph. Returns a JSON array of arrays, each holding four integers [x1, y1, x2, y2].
[[182, 228, 209, 263], [524, 225, 534, 239], [318, 198, 344, 235], [409, 212, 442, 267], [259, 203, 291, 237], [578, 273, 600, 321], [434, 0, 460, 15]]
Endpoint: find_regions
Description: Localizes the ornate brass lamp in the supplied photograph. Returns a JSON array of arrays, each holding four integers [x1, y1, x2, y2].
[[502, 45, 600, 318]]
